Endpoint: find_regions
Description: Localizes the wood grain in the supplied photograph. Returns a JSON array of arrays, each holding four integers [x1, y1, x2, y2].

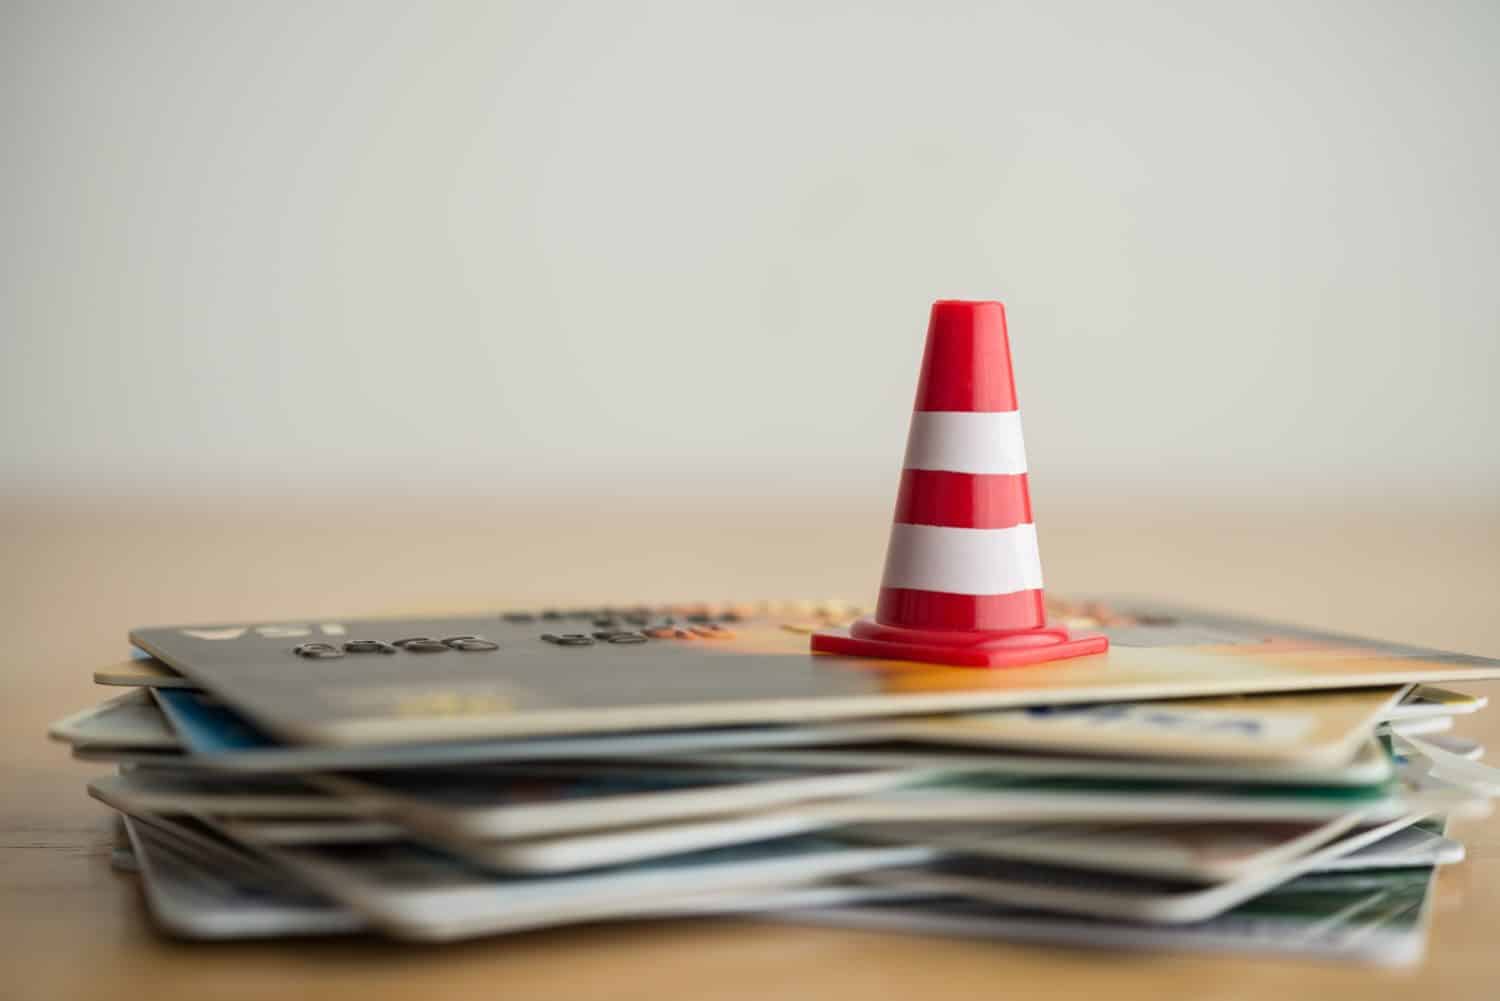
[[3, 496, 1498, 1001]]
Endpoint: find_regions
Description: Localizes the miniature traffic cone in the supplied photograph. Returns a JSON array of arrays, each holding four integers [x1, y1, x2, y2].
[[811, 300, 1108, 668]]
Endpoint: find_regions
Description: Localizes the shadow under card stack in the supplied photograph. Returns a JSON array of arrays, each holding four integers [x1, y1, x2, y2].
[[44, 300, 1500, 964]]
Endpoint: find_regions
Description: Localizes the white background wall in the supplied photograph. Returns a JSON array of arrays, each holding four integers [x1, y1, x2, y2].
[[4, 1, 1497, 502]]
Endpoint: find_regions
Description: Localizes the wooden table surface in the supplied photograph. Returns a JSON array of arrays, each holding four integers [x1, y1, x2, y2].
[[3, 496, 1498, 1001]]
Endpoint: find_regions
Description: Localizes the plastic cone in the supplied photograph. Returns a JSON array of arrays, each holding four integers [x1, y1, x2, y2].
[[811, 300, 1108, 668]]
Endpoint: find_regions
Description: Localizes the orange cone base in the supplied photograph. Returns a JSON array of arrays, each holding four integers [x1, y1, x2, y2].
[[811, 617, 1108, 669]]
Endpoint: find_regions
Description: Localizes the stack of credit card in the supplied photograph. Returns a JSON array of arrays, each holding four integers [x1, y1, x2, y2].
[[49, 598, 1500, 965]]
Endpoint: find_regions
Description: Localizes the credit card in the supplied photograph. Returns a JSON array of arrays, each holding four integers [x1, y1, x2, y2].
[[230, 833, 936, 941], [122, 817, 361, 940], [853, 809, 1434, 924], [790, 863, 1440, 966], [845, 816, 1368, 882], [48, 690, 180, 750], [129, 600, 1500, 747], [93, 656, 195, 690], [138, 687, 874, 772], [123, 816, 927, 940], [1380, 685, 1487, 722], [691, 737, 1396, 788], [870, 686, 1404, 765], [114, 681, 1407, 774], [313, 761, 935, 840]]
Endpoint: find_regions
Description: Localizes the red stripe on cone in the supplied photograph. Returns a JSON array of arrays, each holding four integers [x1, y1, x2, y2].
[[912, 300, 1018, 413], [876, 587, 1048, 632], [892, 469, 1033, 530]]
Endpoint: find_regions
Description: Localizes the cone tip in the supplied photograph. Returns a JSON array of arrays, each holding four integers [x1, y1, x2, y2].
[[917, 298, 1017, 412], [932, 299, 1005, 315]]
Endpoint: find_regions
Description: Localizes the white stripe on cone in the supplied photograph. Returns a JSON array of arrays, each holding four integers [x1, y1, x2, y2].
[[880, 522, 1044, 596], [901, 411, 1028, 475]]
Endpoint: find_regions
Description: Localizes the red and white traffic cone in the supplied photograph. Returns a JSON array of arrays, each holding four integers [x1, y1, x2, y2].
[[812, 300, 1108, 668]]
